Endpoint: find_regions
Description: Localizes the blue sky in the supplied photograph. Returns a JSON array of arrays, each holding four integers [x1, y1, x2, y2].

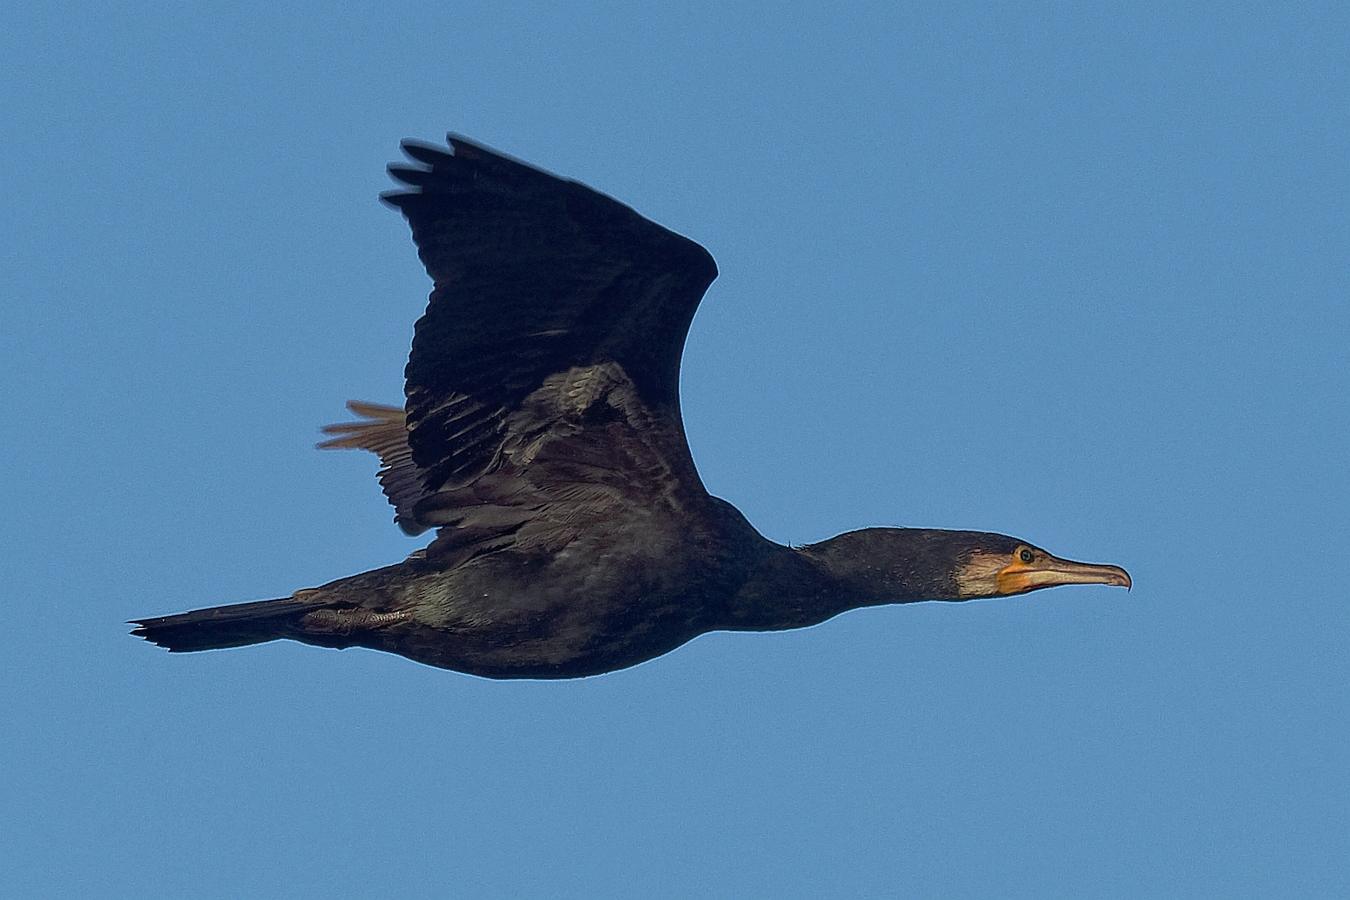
[[2, 1, 1346, 896]]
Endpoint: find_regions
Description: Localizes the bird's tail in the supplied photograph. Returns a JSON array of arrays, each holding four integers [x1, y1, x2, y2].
[[130, 595, 323, 653]]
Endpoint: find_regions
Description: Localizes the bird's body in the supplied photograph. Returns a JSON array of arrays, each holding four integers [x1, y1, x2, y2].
[[133, 135, 1130, 678]]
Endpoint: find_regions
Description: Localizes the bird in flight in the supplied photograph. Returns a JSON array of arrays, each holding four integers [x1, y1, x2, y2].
[[132, 135, 1130, 678]]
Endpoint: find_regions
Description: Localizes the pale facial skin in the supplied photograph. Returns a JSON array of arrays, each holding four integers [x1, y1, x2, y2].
[[955, 546, 1131, 599]]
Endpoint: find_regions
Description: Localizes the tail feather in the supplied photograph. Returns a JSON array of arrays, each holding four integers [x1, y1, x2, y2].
[[130, 596, 322, 653]]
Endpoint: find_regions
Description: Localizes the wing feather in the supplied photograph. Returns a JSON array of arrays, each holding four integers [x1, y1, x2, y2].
[[382, 134, 718, 495], [318, 402, 432, 535]]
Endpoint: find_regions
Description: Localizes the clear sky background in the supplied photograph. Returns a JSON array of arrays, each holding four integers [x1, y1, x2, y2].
[[2, 1, 1346, 896]]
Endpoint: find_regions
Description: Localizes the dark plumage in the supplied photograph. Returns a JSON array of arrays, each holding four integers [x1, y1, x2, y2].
[[132, 135, 1130, 678]]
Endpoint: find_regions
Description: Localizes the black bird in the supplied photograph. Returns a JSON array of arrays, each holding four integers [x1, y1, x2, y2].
[[132, 135, 1130, 678]]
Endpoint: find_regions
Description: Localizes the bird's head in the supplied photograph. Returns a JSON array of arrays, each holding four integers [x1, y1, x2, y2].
[[952, 538, 1131, 599], [800, 528, 1130, 605]]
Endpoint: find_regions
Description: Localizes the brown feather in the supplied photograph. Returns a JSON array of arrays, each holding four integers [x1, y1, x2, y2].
[[318, 401, 431, 535]]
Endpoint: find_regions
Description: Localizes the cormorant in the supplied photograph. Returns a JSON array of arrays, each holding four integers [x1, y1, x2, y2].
[[131, 135, 1130, 678]]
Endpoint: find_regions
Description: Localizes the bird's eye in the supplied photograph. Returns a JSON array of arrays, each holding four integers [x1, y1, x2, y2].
[[1019, 548, 1034, 563]]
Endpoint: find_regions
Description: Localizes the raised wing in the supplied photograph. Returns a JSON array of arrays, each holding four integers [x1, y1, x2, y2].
[[382, 135, 719, 497]]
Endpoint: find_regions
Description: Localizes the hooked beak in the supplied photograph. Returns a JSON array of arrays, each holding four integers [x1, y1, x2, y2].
[[996, 555, 1132, 596]]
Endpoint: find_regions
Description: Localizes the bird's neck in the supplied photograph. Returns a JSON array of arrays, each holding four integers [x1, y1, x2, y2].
[[722, 529, 966, 631]]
